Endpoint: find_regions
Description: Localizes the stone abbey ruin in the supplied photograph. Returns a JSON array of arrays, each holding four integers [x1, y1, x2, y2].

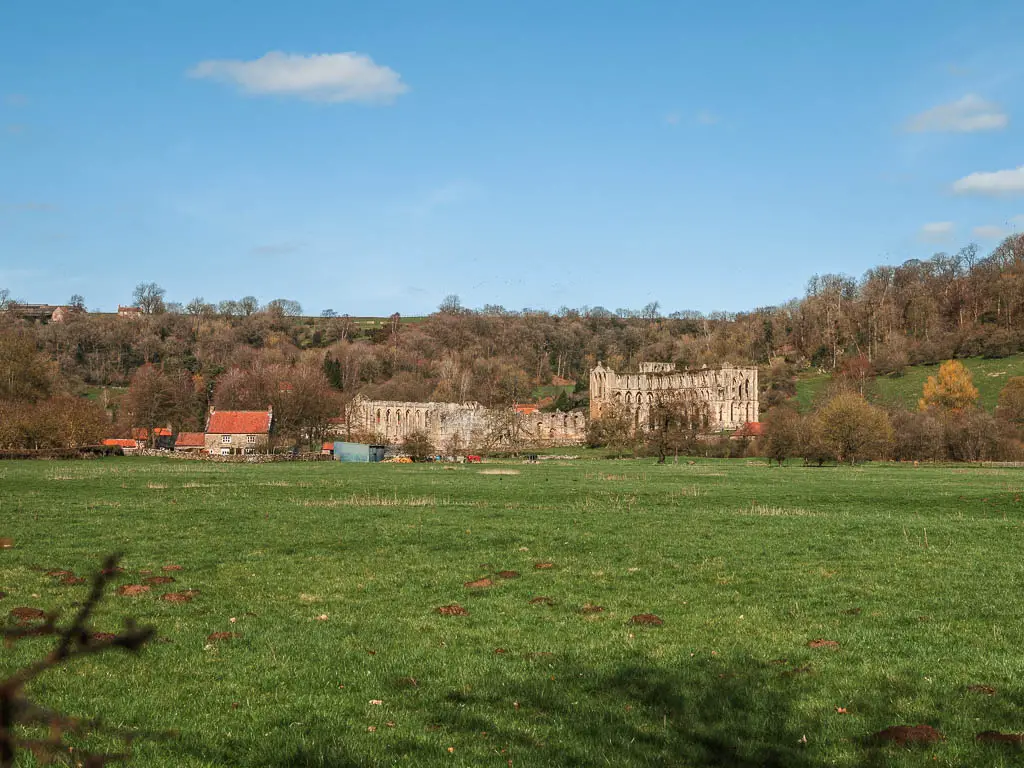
[[589, 361, 759, 431], [349, 362, 759, 450]]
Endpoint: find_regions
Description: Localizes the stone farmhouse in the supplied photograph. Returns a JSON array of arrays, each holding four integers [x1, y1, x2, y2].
[[204, 407, 273, 455], [589, 361, 759, 431], [6, 304, 84, 323]]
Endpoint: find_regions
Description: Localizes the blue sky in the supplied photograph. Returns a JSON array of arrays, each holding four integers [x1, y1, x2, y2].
[[2, 1, 1024, 316]]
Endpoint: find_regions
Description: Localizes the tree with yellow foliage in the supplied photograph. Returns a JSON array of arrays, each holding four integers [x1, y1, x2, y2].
[[919, 360, 978, 412]]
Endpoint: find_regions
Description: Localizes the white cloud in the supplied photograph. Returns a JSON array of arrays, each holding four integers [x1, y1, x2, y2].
[[905, 94, 1008, 133], [918, 221, 955, 242], [952, 166, 1024, 196], [664, 111, 680, 126], [188, 51, 408, 103], [973, 225, 1008, 240]]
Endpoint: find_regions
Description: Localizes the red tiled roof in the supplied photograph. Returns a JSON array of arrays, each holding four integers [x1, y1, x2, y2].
[[207, 410, 272, 435], [131, 427, 172, 440], [734, 421, 764, 437], [103, 438, 137, 448], [175, 432, 205, 447], [514, 403, 540, 415], [322, 442, 334, 451]]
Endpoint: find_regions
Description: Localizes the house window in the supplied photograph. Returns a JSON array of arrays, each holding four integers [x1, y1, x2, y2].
[[220, 448, 230, 456], [246, 434, 256, 443], [221, 434, 231, 444]]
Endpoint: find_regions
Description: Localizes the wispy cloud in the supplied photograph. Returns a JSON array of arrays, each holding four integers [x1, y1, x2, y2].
[[695, 109, 721, 126], [952, 166, 1024, 196], [665, 109, 721, 127], [250, 241, 304, 257], [412, 180, 481, 218], [188, 51, 408, 104], [905, 94, 1008, 133], [0, 202, 57, 212], [973, 224, 1008, 240], [918, 221, 955, 242]]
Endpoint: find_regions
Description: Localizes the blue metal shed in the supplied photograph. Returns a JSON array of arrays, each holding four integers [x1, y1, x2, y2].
[[333, 442, 386, 462]]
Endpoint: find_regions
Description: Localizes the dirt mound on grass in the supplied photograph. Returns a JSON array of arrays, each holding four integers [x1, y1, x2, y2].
[[10, 607, 45, 623], [464, 578, 493, 589], [206, 631, 239, 642], [46, 569, 73, 578], [496, 570, 520, 579], [976, 731, 1024, 744], [437, 604, 468, 616], [91, 632, 117, 642], [967, 684, 997, 695], [870, 725, 944, 746], [529, 596, 554, 606], [116, 584, 150, 597], [161, 591, 198, 603], [581, 604, 605, 614], [60, 575, 85, 585], [808, 639, 839, 649], [629, 614, 664, 626], [101, 566, 125, 576], [144, 576, 175, 585], [534, 562, 555, 570], [0, 538, 13, 549], [162, 564, 184, 572]]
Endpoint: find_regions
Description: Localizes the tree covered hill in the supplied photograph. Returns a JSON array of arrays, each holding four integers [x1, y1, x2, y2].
[[2, 233, 1024, 448]]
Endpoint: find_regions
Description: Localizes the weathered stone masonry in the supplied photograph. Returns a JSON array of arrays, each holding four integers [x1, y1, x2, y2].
[[589, 362, 758, 431]]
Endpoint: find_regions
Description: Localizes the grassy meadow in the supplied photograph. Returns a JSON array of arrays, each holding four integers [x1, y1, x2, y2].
[[3, 457, 1024, 766], [795, 353, 1024, 413]]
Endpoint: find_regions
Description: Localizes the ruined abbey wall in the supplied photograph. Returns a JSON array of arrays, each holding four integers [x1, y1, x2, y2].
[[518, 411, 588, 445], [350, 396, 587, 449], [589, 362, 758, 431], [351, 397, 489, 447]]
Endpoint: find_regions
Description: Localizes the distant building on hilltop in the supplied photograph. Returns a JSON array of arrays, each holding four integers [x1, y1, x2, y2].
[[6, 304, 83, 323]]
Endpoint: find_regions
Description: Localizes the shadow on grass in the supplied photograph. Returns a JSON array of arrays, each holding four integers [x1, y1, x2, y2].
[[175, 653, 824, 767], [180, 652, 1024, 766], [424, 654, 824, 767]]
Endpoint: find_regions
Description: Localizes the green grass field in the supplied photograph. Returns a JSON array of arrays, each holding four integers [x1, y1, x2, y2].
[[795, 354, 1024, 413], [3, 458, 1024, 766]]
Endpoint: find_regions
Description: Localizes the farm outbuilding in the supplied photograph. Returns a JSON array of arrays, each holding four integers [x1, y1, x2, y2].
[[332, 442, 386, 463]]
